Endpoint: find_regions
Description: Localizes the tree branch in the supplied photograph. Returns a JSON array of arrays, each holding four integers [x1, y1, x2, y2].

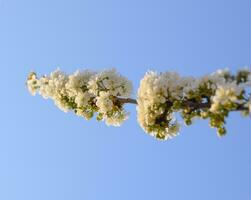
[[116, 97, 138, 105], [115, 97, 248, 111]]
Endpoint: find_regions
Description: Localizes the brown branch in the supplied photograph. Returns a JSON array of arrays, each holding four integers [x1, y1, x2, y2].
[[234, 104, 249, 111], [181, 101, 248, 111], [115, 97, 249, 111], [116, 97, 138, 105]]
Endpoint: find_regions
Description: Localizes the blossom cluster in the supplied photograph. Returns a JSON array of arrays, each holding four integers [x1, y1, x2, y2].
[[137, 68, 251, 140], [26, 69, 132, 126]]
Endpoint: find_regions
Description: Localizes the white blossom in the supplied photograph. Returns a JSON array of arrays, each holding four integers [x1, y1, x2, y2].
[[245, 98, 251, 112], [210, 82, 243, 113], [74, 91, 93, 107], [39, 69, 69, 112], [65, 70, 95, 108], [88, 68, 132, 97], [66, 70, 95, 98], [105, 111, 129, 127], [137, 71, 181, 140], [95, 91, 129, 126], [95, 92, 113, 114], [26, 72, 39, 96]]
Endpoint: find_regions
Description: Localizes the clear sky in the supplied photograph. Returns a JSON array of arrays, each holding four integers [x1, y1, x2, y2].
[[0, 0, 251, 199]]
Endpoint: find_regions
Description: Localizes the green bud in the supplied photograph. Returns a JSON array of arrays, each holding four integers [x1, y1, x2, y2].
[[201, 111, 209, 119], [185, 118, 192, 126], [96, 113, 103, 121], [217, 127, 226, 137]]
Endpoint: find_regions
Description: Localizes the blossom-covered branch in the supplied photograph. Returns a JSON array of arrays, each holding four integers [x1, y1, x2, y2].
[[26, 68, 251, 141]]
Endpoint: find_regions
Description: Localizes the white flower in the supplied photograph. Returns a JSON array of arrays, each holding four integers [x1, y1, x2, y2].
[[137, 71, 181, 140], [95, 91, 129, 126], [26, 72, 39, 96], [210, 82, 243, 113], [38, 69, 67, 98], [75, 91, 92, 107], [214, 68, 229, 77], [66, 70, 95, 98], [165, 123, 180, 138], [245, 98, 251, 112], [40, 69, 70, 112], [105, 111, 129, 127], [88, 68, 132, 97], [95, 92, 113, 114]]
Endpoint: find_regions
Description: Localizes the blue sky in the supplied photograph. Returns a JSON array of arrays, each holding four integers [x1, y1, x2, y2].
[[0, 0, 251, 199]]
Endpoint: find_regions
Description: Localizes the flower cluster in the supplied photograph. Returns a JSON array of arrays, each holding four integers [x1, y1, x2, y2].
[[137, 71, 182, 140], [137, 68, 251, 140], [26, 69, 132, 126]]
